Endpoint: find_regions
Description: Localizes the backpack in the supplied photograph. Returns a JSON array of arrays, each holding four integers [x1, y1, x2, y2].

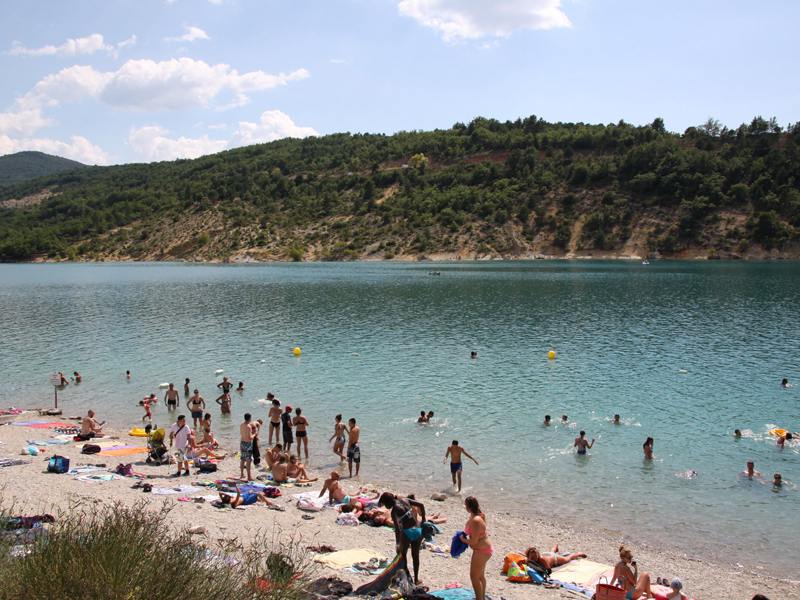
[[81, 444, 102, 454], [47, 455, 70, 474]]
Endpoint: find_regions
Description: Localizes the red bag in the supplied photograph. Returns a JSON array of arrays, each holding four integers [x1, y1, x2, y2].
[[595, 583, 627, 600]]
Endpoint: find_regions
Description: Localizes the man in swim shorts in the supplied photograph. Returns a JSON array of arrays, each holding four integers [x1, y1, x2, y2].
[[574, 431, 594, 455], [187, 389, 206, 428], [267, 395, 281, 444], [347, 418, 361, 477], [168, 415, 191, 476], [164, 383, 179, 410], [444, 440, 478, 492], [240, 413, 256, 481]]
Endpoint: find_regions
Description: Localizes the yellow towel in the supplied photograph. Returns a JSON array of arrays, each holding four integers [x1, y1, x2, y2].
[[551, 559, 614, 587], [314, 548, 386, 570], [98, 446, 148, 457]]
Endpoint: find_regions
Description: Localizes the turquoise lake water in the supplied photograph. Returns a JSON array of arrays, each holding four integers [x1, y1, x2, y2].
[[0, 261, 798, 576]]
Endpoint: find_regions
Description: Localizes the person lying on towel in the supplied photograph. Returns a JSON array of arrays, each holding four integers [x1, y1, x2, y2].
[[525, 545, 587, 570]]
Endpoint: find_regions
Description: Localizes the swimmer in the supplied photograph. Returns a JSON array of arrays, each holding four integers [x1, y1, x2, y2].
[[417, 411, 429, 424], [444, 440, 479, 492], [72, 371, 82, 384], [58, 372, 69, 386], [471, 351, 478, 359], [187, 389, 206, 428], [164, 383, 179, 410], [126, 370, 131, 380], [778, 432, 794, 448], [215, 377, 233, 414], [267, 395, 281, 444], [742, 460, 761, 480], [643, 437, 654, 460], [561, 415, 568, 424], [543, 415, 551, 426], [734, 429, 742, 438], [236, 381, 245, 392], [183, 377, 190, 395], [427, 410, 434, 421], [613, 414, 621, 425], [773, 473, 783, 488], [525, 545, 587, 570], [781, 378, 790, 388], [574, 431, 594, 455], [329, 414, 348, 461]]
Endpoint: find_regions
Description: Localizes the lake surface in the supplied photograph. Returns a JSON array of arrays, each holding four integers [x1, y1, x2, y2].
[[1, 261, 798, 576]]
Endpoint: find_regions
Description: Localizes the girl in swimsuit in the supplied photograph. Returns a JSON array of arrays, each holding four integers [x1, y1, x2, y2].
[[462, 496, 492, 600], [329, 414, 348, 461], [612, 545, 653, 600]]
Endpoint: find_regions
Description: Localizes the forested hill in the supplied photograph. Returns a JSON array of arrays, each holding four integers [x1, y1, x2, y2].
[[1, 116, 799, 262], [0, 151, 86, 188]]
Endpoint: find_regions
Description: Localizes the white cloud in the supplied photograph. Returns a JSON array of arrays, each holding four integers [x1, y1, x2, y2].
[[233, 110, 317, 145], [0, 134, 108, 164], [397, 0, 571, 42], [128, 110, 315, 161], [16, 58, 310, 113], [0, 108, 52, 136], [165, 26, 210, 43], [7, 33, 136, 57], [128, 125, 227, 161]]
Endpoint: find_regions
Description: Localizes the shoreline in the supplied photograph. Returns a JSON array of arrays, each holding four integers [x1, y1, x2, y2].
[[1, 414, 797, 599]]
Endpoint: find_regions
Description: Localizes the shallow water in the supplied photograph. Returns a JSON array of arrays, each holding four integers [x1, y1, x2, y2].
[[1, 261, 798, 576]]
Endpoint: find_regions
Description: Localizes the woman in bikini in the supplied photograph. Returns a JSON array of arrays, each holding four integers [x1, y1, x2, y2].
[[329, 414, 348, 461], [287, 454, 318, 483], [612, 545, 653, 600], [525, 545, 587, 571], [461, 496, 492, 600]]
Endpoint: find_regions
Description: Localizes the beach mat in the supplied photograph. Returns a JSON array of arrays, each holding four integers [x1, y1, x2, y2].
[[430, 588, 476, 600], [551, 559, 613, 588], [355, 554, 406, 595], [98, 446, 148, 457], [12, 421, 74, 429], [314, 548, 385, 570]]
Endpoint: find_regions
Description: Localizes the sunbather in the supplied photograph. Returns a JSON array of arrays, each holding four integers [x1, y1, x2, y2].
[[319, 471, 347, 503], [219, 486, 278, 508], [612, 545, 653, 600], [287, 455, 318, 483], [80, 410, 104, 438], [525, 545, 587, 570]]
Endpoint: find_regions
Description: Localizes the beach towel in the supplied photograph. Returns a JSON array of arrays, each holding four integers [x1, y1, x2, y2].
[[27, 439, 71, 446], [430, 587, 476, 600], [294, 490, 329, 511], [0, 458, 28, 468], [354, 554, 407, 595], [98, 446, 148, 457], [12, 421, 75, 429], [314, 548, 385, 570], [151, 485, 203, 496], [551, 559, 613, 588], [450, 530, 469, 558], [73, 440, 124, 449], [68, 465, 106, 475], [74, 473, 121, 482]]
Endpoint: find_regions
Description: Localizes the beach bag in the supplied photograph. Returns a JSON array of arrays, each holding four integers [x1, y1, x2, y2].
[[502, 552, 527, 575], [115, 463, 133, 476], [506, 561, 532, 583], [81, 444, 101, 454], [47, 455, 70, 474], [595, 581, 627, 600], [197, 460, 218, 473]]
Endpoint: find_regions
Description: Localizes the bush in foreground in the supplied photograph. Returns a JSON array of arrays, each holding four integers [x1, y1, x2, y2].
[[0, 500, 312, 600]]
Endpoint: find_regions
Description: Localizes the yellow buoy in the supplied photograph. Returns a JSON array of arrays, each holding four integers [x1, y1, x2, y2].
[[548, 350, 557, 360], [293, 347, 302, 356]]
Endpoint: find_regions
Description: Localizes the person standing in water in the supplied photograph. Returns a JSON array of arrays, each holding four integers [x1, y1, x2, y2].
[[183, 378, 190, 395], [643, 437, 654, 460], [574, 431, 594, 455], [543, 415, 551, 426], [612, 414, 621, 425], [281, 405, 294, 453], [164, 383, 179, 410], [216, 377, 233, 414], [444, 440, 478, 492], [329, 414, 348, 461], [781, 378, 790, 388], [72, 371, 82, 384], [461, 496, 492, 600], [187, 389, 206, 428], [239, 413, 256, 482], [267, 396, 282, 444], [347, 418, 361, 478], [293, 407, 310, 461], [126, 370, 131, 380]]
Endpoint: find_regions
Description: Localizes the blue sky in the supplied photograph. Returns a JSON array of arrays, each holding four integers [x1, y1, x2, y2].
[[0, 0, 797, 165]]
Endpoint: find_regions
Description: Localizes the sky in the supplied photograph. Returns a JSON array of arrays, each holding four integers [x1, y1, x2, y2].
[[0, 0, 797, 165]]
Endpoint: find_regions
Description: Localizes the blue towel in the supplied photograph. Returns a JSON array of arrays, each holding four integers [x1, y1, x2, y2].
[[430, 588, 476, 600], [450, 530, 469, 558]]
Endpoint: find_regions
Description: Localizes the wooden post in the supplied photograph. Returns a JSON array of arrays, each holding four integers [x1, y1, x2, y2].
[[49, 373, 62, 409]]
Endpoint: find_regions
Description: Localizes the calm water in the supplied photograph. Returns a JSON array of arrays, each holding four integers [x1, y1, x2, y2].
[[1, 261, 798, 576]]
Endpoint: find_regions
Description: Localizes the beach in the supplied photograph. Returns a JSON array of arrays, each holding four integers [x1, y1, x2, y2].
[[1, 414, 797, 600]]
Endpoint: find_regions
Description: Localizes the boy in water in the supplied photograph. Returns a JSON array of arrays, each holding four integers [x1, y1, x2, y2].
[[444, 440, 478, 492], [417, 411, 428, 423], [574, 431, 595, 455], [347, 418, 361, 477]]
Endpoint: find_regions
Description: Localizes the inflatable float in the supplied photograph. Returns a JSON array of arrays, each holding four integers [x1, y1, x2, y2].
[[128, 428, 148, 437], [158, 382, 169, 389], [769, 428, 789, 438], [214, 369, 224, 375]]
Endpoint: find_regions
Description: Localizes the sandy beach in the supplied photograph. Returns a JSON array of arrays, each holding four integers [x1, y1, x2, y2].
[[1, 414, 796, 600]]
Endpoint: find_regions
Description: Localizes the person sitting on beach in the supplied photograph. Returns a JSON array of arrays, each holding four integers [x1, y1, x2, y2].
[[611, 544, 653, 600], [525, 545, 587, 571], [271, 454, 289, 484], [287, 455, 318, 483], [187, 430, 226, 460], [265, 443, 282, 469], [219, 485, 278, 508], [319, 471, 348, 504], [574, 431, 594, 455], [338, 490, 380, 514], [379, 492, 427, 585], [80, 410, 104, 438], [643, 437, 654, 460], [742, 460, 761, 480], [543, 415, 551, 426]]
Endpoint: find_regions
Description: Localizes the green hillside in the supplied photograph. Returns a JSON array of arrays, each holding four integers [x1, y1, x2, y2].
[[0, 116, 798, 262], [0, 151, 86, 188]]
